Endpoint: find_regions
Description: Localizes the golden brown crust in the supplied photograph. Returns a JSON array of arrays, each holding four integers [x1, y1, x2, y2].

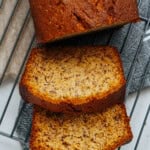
[[30, 104, 133, 150], [19, 46, 126, 113], [20, 82, 125, 113], [29, 0, 139, 44], [106, 105, 133, 150]]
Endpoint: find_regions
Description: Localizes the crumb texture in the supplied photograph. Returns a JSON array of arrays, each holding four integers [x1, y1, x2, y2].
[[21, 46, 125, 105], [30, 104, 132, 150]]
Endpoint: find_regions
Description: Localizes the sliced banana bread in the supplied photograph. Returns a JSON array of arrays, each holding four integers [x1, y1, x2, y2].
[[30, 104, 133, 150], [19, 46, 126, 113], [29, 0, 139, 43]]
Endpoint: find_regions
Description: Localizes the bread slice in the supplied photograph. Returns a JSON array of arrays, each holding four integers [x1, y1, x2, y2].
[[29, 0, 139, 43], [30, 104, 133, 150], [19, 46, 126, 113]]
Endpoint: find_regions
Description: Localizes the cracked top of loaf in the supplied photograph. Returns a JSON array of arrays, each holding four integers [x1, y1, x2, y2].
[[29, 0, 139, 43]]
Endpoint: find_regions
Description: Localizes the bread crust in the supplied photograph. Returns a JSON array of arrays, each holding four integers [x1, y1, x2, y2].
[[29, 0, 139, 44], [20, 82, 125, 113], [19, 46, 126, 113], [30, 104, 133, 150]]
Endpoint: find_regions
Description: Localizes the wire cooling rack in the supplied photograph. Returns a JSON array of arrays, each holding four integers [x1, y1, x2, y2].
[[0, 0, 150, 150]]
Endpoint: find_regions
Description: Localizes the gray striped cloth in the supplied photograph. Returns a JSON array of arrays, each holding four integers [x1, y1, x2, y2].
[[0, 0, 150, 149]]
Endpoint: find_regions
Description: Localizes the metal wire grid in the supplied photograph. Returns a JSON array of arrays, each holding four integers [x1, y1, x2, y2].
[[0, 0, 4, 8], [0, 0, 150, 149]]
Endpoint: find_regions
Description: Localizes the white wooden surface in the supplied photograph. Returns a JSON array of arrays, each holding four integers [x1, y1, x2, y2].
[[0, 0, 150, 149], [0, 80, 150, 150]]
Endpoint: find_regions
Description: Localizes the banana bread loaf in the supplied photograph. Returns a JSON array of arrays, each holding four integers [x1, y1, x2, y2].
[[29, 0, 139, 43], [30, 104, 133, 150], [19, 46, 126, 113]]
